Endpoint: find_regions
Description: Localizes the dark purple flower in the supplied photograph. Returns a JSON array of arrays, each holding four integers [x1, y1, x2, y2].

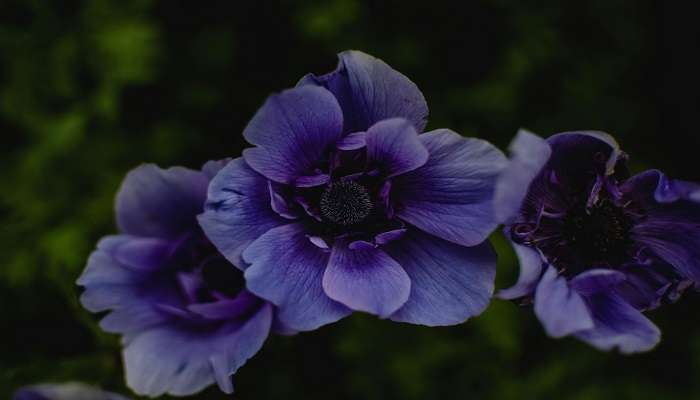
[[199, 51, 506, 330], [494, 130, 697, 353], [78, 162, 277, 397], [13, 383, 130, 400]]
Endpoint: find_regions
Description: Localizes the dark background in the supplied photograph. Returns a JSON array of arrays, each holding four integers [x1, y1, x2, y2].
[[2, 1, 700, 399]]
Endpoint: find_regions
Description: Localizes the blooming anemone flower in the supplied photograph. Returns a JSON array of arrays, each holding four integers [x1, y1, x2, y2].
[[494, 130, 697, 353], [78, 162, 276, 397], [199, 50, 506, 331], [13, 382, 130, 400]]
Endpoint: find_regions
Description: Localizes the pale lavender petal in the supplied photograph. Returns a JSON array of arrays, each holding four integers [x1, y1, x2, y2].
[[534, 266, 594, 337], [493, 129, 551, 224], [497, 239, 546, 300]]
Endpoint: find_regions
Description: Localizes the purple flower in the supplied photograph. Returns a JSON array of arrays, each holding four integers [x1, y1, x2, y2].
[[494, 130, 697, 353], [13, 383, 130, 400], [199, 50, 506, 331], [77, 162, 277, 397]]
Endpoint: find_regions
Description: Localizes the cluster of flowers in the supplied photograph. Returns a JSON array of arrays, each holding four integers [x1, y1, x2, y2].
[[67, 51, 699, 397]]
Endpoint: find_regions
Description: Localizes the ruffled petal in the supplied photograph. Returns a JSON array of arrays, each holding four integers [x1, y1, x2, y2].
[[574, 292, 660, 354], [123, 304, 272, 397], [534, 266, 594, 338], [385, 229, 496, 326], [622, 170, 700, 282], [569, 269, 626, 296], [365, 118, 428, 178], [241, 85, 343, 184], [242, 223, 351, 331], [298, 50, 428, 133], [116, 164, 209, 238], [394, 129, 507, 246], [493, 129, 551, 224], [497, 239, 545, 300], [323, 242, 410, 317], [198, 158, 286, 267]]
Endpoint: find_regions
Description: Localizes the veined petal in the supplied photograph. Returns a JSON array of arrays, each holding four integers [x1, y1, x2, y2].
[[298, 50, 428, 133], [575, 292, 660, 354], [493, 129, 551, 224], [243, 223, 351, 331], [534, 266, 594, 338], [394, 129, 507, 246], [323, 241, 411, 318], [385, 229, 496, 326], [365, 118, 428, 178], [199, 158, 286, 267], [116, 164, 209, 238], [123, 304, 272, 397], [242, 85, 343, 184]]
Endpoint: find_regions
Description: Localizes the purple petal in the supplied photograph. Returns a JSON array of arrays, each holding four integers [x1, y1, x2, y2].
[[116, 164, 209, 238], [575, 292, 660, 354], [242, 85, 343, 184], [242, 223, 351, 331], [123, 304, 272, 397], [569, 269, 626, 296], [374, 228, 407, 245], [268, 181, 298, 219], [298, 50, 428, 133], [365, 118, 428, 178], [394, 129, 507, 246], [188, 290, 261, 320], [493, 129, 551, 224], [198, 158, 286, 267], [112, 237, 172, 271], [323, 242, 410, 317], [385, 229, 496, 326], [546, 131, 621, 180], [534, 266, 594, 337], [497, 239, 545, 300], [622, 170, 700, 283], [336, 131, 367, 150]]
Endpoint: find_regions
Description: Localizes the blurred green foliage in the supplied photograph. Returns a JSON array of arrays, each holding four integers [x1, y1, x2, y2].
[[1, 0, 699, 399]]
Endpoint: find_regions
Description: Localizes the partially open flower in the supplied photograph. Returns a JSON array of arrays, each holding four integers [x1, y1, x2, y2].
[[78, 162, 276, 397], [200, 51, 506, 330], [494, 130, 697, 353]]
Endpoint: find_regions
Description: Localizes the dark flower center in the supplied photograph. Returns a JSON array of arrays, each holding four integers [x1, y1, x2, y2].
[[561, 199, 634, 270], [200, 256, 246, 298], [320, 180, 373, 226]]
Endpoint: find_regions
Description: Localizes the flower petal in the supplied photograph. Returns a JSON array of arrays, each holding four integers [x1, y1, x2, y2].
[[622, 169, 700, 283], [575, 292, 660, 354], [493, 129, 551, 224], [242, 223, 351, 331], [323, 242, 411, 317], [534, 266, 594, 338], [569, 269, 626, 296], [298, 50, 428, 133], [242, 85, 343, 184], [497, 238, 545, 300], [385, 229, 496, 326], [198, 158, 286, 267], [394, 129, 507, 246], [365, 118, 428, 178], [116, 164, 209, 238], [123, 304, 272, 397]]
